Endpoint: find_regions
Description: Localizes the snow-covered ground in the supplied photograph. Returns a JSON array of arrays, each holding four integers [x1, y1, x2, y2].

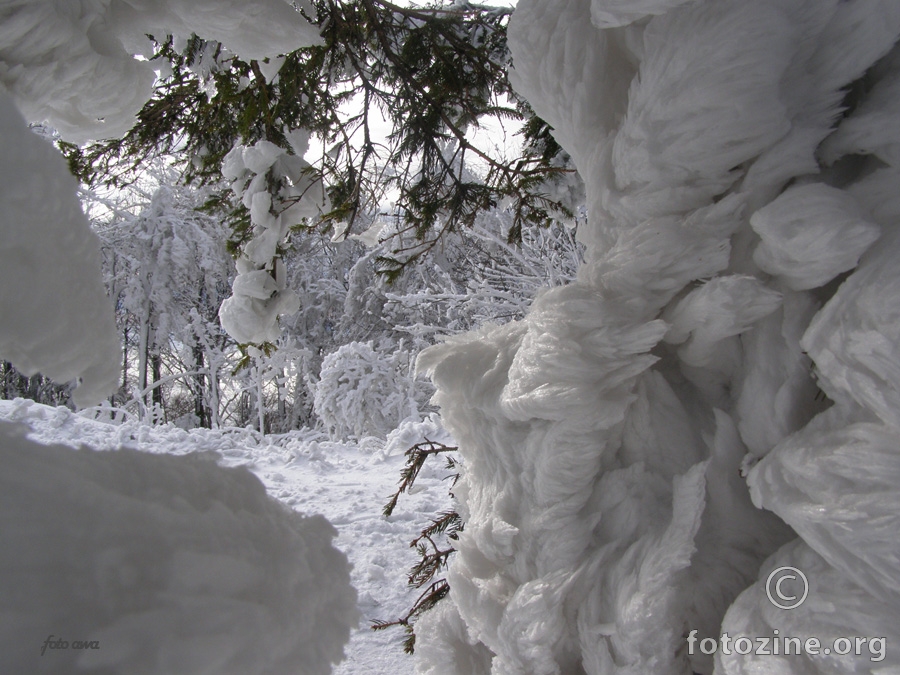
[[0, 398, 454, 675]]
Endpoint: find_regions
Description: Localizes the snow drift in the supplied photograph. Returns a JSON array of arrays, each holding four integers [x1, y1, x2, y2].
[[0, 421, 357, 675], [416, 1, 900, 674]]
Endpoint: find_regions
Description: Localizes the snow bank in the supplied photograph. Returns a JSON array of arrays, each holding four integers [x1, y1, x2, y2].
[[0, 419, 357, 674], [415, 1, 900, 674], [0, 397, 461, 675], [0, 92, 120, 406]]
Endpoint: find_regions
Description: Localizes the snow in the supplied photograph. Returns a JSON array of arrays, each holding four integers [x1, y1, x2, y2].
[[749, 183, 881, 291], [800, 225, 900, 430], [718, 539, 898, 674], [0, 399, 455, 675], [588, 0, 693, 29], [411, 1, 900, 674], [219, 139, 325, 346], [0, 90, 120, 406], [1, 421, 356, 675], [748, 407, 900, 604]]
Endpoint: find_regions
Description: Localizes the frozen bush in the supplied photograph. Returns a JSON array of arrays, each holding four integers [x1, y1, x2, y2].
[[313, 341, 420, 439]]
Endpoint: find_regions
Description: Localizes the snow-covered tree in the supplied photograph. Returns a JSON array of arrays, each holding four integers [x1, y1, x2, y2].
[[93, 174, 235, 425], [65, 0, 572, 268], [313, 340, 421, 438], [380, 208, 584, 344], [53, 0, 578, 352]]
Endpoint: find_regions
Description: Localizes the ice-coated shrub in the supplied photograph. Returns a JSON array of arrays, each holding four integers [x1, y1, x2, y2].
[[313, 341, 419, 439]]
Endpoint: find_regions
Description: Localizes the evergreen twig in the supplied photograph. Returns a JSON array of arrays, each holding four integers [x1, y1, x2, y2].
[[376, 439, 461, 654], [383, 438, 458, 517]]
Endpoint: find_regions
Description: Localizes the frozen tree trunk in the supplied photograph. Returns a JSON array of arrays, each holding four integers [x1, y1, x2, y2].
[[415, 2, 900, 675], [192, 341, 208, 428], [137, 269, 153, 420], [256, 359, 266, 436], [206, 348, 220, 428], [289, 369, 307, 430], [137, 319, 149, 417], [1, 362, 10, 399], [151, 351, 163, 414], [120, 323, 129, 394], [276, 367, 288, 432], [289, 351, 317, 430]]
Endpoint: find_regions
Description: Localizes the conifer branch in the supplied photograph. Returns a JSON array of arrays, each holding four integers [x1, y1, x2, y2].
[[376, 439, 461, 654], [383, 439, 458, 517]]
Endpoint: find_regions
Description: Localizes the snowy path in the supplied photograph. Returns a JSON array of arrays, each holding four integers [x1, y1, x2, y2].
[[0, 399, 455, 674]]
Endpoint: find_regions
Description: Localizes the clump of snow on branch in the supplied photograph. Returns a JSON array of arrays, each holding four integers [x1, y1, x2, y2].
[[314, 341, 421, 440], [414, 1, 900, 674], [219, 137, 325, 345], [0, 421, 357, 675]]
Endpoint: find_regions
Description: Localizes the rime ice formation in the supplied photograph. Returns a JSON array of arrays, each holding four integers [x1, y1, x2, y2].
[[416, 1, 900, 674], [0, 91, 120, 406], [0, 422, 358, 675], [0, 0, 321, 405]]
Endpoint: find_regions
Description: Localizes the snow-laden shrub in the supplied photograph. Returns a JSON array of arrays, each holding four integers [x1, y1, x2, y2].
[[313, 341, 420, 439]]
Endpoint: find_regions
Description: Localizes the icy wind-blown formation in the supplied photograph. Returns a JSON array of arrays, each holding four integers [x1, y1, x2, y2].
[[416, 1, 900, 673]]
